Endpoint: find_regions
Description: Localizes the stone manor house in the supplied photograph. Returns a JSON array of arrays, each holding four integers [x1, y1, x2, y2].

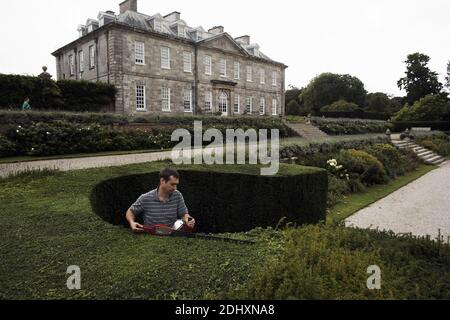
[[52, 0, 287, 116]]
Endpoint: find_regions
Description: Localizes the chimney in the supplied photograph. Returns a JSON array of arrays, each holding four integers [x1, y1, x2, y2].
[[120, 0, 137, 14], [208, 26, 224, 35], [235, 35, 250, 45], [164, 11, 181, 23]]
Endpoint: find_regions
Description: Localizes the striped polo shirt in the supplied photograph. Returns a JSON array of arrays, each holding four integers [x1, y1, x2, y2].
[[129, 189, 189, 226]]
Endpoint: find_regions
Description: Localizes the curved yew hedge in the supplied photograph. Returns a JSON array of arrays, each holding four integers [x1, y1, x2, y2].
[[90, 165, 328, 233]]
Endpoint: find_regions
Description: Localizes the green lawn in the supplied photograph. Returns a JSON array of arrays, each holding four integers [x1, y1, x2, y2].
[[0, 161, 287, 300], [327, 164, 437, 224], [1, 160, 448, 300]]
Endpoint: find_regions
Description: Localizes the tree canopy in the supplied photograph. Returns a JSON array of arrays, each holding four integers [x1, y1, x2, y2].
[[397, 53, 443, 105], [300, 73, 367, 114]]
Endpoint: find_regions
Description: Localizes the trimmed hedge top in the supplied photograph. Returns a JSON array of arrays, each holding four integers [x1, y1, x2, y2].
[[90, 164, 328, 233]]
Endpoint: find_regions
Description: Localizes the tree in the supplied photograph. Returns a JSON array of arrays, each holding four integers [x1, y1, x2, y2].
[[300, 73, 367, 114], [392, 94, 450, 121], [364, 92, 392, 114], [446, 60, 450, 91], [397, 53, 442, 105], [286, 100, 302, 115], [285, 87, 308, 115]]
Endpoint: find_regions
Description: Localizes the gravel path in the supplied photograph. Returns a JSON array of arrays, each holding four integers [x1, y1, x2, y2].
[[345, 161, 450, 241], [0, 151, 172, 179]]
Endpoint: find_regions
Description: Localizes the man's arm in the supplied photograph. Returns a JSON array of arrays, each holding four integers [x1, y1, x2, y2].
[[181, 212, 195, 228], [126, 209, 144, 233]]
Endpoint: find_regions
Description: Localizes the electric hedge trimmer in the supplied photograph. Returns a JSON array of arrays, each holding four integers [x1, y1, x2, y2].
[[142, 224, 256, 245]]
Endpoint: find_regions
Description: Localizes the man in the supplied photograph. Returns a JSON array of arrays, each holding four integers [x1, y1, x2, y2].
[[126, 168, 196, 233]]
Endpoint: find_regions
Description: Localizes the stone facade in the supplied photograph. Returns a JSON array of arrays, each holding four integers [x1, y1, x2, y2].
[[52, 0, 287, 116]]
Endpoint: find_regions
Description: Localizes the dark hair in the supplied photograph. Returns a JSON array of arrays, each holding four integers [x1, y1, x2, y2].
[[159, 168, 180, 183]]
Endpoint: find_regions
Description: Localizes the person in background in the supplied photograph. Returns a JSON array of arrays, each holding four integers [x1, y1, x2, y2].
[[22, 98, 31, 111]]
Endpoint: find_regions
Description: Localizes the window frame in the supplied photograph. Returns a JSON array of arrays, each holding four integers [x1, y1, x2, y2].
[[272, 98, 278, 116], [234, 62, 240, 80], [205, 55, 212, 75], [183, 51, 192, 73], [246, 96, 253, 114], [78, 51, 84, 73], [260, 97, 266, 115], [205, 91, 212, 113], [161, 46, 171, 70], [89, 45, 95, 69], [260, 69, 265, 84], [246, 65, 253, 82], [136, 85, 147, 111], [234, 95, 240, 114], [184, 89, 193, 113], [69, 55, 74, 76], [135, 41, 145, 65], [220, 59, 227, 78], [162, 87, 171, 112], [272, 71, 277, 86]]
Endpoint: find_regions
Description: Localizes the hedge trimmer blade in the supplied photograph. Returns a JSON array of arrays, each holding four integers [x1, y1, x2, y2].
[[142, 225, 255, 245], [172, 230, 256, 245]]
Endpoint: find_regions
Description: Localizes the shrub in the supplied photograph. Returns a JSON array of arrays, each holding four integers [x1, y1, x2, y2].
[[392, 94, 450, 122], [286, 100, 302, 116], [0, 134, 17, 157], [280, 135, 390, 160], [327, 174, 350, 207], [4, 121, 174, 157], [0, 74, 116, 112], [89, 165, 329, 233], [220, 225, 450, 299], [364, 144, 412, 178], [311, 117, 393, 135], [337, 149, 389, 186], [320, 100, 361, 113], [417, 135, 450, 156]]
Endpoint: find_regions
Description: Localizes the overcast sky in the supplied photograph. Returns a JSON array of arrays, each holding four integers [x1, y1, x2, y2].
[[0, 0, 449, 97]]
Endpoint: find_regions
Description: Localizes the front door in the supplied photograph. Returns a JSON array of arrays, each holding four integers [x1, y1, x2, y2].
[[218, 91, 228, 117]]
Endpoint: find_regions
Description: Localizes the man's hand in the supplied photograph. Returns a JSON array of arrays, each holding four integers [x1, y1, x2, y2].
[[130, 222, 144, 233], [183, 214, 196, 229]]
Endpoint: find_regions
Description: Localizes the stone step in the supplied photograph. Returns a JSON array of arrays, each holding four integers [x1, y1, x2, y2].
[[430, 158, 446, 165], [417, 150, 433, 157], [424, 155, 443, 163]]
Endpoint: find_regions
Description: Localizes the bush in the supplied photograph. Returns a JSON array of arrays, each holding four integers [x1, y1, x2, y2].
[[0, 74, 116, 112], [327, 174, 350, 207], [89, 165, 329, 233], [220, 225, 450, 299], [286, 100, 302, 116], [280, 135, 390, 161], [320, 100, 361, 113], [0, 111, 295, 138], [392, 94, 450, 122], [311, 117, 393, 135], [364, 144, 412, 178], [0, 134, 17, 157], [56, 80, 116, 112], [337, 149, 389, 186], [417, 135, 450, 156], [4, 121, 174, 157]]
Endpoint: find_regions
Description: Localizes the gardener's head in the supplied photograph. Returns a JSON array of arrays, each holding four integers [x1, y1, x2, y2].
[[159, 168, 180, 195]]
